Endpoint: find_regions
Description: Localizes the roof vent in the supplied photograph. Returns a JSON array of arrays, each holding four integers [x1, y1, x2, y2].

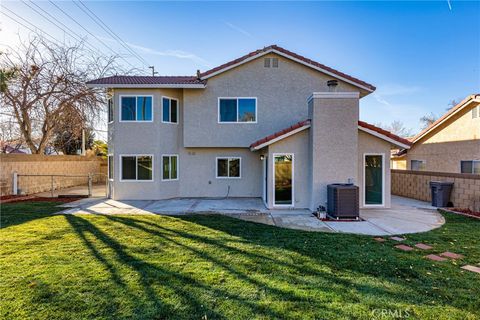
[[327, 80, 338, 92]]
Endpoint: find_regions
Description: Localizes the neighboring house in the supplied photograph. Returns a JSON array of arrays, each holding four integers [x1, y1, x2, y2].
[[87, 45, 411, 210], [392, 94, 480, 174]]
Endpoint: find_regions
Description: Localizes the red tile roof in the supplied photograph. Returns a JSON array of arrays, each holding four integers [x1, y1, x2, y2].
[[250, 119, 412, 150], [250, 120, 311, 149], [86, 75, 205, 85], [200, 45, 376, 92], [412, 94, 480, 143], [358, 121, 412, 147]]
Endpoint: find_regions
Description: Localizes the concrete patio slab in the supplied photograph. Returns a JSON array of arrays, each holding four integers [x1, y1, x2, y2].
[[57, 195, 445, 236]]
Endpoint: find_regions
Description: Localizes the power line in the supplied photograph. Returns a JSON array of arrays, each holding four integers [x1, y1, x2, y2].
[[22, 0, 105, 56], [47, 0, 139, 71], [75, 0, 150, 67], [1, 7, 62, 45]]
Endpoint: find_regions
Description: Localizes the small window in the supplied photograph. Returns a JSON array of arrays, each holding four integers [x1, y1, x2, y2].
[[271, 58, 278, 68], [107, 98, 113, 123], [120, 96, 153, 122], [216, 157, 241, 178], [411, 160, 426, 171], [108, 155, 114, 180], [162, 97, 178, 123], [218, 98, 256, 123], [162, 155, 178, 180], [264, 58, 271, 68], [121, 155, 153, 181], [473, 106, 478, 119], [461, 160, 480, 174]]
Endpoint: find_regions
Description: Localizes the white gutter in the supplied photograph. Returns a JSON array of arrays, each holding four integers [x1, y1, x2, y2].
[[86, 83, 206, 89]]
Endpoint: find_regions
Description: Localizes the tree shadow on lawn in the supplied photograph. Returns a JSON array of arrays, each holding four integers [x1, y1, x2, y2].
[[172, 214, 480, 314], [0, 202, 64, 229], [99, 215, 451, 317]]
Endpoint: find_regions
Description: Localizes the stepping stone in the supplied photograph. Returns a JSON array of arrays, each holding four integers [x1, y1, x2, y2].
[[395, 244, 414, 251], [415, 243, 433, 250], [373, 237, 385, 242], [440, 252, 464, 260], [425, 254, 447, 262], [461, 265, 480, 274], [390, 236, 406, 242]]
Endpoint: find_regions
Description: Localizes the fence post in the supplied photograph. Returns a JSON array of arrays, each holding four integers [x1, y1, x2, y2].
[[12, 171, 18, 195], [88, 174, 92, 197], [51, 176, 54, 198]]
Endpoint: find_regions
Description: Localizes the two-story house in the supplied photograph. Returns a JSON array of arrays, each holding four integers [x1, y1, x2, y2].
[[392, 94, 480, 173], [87, 45, 411, 211]]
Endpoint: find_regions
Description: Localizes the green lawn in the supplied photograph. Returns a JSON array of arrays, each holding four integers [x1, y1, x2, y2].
[[1, 202, 479, 320]]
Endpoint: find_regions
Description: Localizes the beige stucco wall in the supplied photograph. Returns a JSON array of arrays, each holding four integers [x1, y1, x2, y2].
[[358, 131, 392, 208], [266, 129, 310, 209], [183, 52, 363, 147], [309, 95, 359, 211], [406, 104, 480, 173]]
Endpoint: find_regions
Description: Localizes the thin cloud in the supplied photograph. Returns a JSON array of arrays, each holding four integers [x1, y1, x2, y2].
[[223, 21, 252, 38], [97, 35, 210, 67], [375, 84, 422, 97]]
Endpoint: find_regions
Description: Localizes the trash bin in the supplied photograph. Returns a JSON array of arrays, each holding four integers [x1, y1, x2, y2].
[[429, 181, 454, 207]]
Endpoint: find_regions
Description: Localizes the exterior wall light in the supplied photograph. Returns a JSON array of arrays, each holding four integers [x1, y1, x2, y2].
[[260, 155, 265, 161]]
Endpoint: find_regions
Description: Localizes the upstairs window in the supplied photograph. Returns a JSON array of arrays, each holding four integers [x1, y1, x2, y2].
[[411, 160, 426, 171], [218, 98, 256, 123], [120, 96, 153, 122], [216, 157, 241, 178], [121, 155, 153, 181], [107, 98, 114, 123], [162, 97, 178, 123], [461, 160, 480, 174]]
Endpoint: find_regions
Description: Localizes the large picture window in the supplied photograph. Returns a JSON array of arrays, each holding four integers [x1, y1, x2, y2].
[[162, 155, 178, 180], [162, 97, 178, 123], [120, 96, 153, 122], [219, 98, 256, 123], [216, 157, 241, 178], [120, 155, 153, 181], [461, 160, 480, 174]]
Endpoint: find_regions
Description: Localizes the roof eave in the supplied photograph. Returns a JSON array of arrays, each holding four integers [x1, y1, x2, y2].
[[200, 47, 375, 94], [86, 83, 206, 89]]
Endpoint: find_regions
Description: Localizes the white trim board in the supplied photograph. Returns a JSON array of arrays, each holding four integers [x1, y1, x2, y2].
[[358, 126, 411, 150], [250, 124, 310, 151]]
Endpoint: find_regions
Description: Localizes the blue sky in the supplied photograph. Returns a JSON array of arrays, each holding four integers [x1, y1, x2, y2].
[[2, 1, 479, 135]]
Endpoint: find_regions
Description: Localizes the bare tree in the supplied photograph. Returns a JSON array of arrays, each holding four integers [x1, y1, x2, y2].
[[375, 120, 414, 138], [419, 112, 438, 129], [0, 35, 124, 154]]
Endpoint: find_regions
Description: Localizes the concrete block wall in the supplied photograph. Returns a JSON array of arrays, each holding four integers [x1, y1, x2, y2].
[[0, 154, 106, 196], [391, 169, 480, 211]]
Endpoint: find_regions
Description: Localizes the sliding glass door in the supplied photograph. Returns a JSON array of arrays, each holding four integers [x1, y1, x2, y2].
[[274, 154, 293, 206], [364, 154, 384, 205]]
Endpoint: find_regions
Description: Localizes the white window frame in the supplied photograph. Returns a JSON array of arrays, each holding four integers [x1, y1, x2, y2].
[[460, 160, 480, 174], [215, 157, 242, 179], [161, 96, 179, 124], [162, 154, 179, 181], [410, 159, 426, 171], [362, 153, 385, 208], [107, 98, 114, 124], [119, 95, 154, 123], [272, 153, 295, 208], [217, 97, 257, 124], [107, 154, 114, 181], [119, 154, 154, 182]]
